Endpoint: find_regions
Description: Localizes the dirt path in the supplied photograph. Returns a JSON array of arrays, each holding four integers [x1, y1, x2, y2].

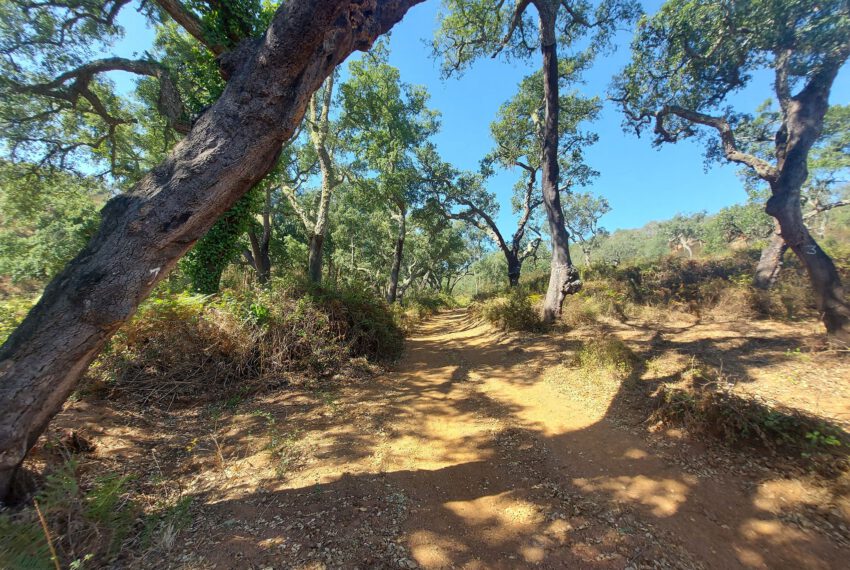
[[159, 310, 848, 569]]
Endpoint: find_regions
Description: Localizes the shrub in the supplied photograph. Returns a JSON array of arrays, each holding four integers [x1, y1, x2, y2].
[[573, 336, 639, 378], [0, 461, 137, 569], [653, 384, 849, 458], [0, 295, 37, 344], [475, 289, 544, 332], [86, 282, 404, 406]]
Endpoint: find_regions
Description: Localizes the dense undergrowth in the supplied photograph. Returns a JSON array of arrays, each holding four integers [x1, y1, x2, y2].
[[82, 277, 407, 407], [472, 250, 829, 333], [0, 277, 457, 568]]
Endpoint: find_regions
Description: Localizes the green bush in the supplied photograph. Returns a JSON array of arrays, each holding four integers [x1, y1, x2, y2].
[[653, 384, 849, 457], [573, 336, 639, 378], [475, 289, 544, 332], [0, 295, 37, 344], [0, 461, 137, 569]]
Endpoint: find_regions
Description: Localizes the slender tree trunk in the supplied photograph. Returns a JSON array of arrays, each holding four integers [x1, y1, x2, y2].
[[307, 233, 324, 283], [387, 209, 406, 304], [306, 74, 337, 284], [247, 230, 271, 284], [538, 10, 580, 324], [0, 0, 423, 501], [753, 224, 787, 290]]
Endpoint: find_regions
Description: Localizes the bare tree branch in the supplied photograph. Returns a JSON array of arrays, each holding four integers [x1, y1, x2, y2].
[[658, 105, 780, 182], [154, 0, 227, 55]]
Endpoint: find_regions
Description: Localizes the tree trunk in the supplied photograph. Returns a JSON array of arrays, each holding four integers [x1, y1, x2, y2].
[[768, 188, 850, 342], [0, 0, 423, 502], [538, 11, 580, 324], [306, 74, 337, 285], [307, 233, 324, 284], [753, 224, 787, 290], [506, 252, 521, 288], [386, 210, 406, 304], [247, 230, 271, 284], [764, 75, 850, 343]]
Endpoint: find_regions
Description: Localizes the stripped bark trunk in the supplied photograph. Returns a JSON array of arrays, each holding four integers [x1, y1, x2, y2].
[[539, 8, 580, 324], [507, 253, 522, 288], [0, 0, 424, 501]]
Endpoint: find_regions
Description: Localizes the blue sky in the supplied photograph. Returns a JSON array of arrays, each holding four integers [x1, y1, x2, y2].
[[110, 1, 850, 235]]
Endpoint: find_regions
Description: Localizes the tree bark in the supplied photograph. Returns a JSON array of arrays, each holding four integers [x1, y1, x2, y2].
[[507, 253, 521, 288], [386, 208, 406, 304], [768, 187, 850, 342], [765, 71, 850, 342], [306, 74, 338, 284], [247, 229, 272, 284], [0, 0, 424, 502], [753, 224, 787, 290], [538, 9, 580, 324], [307, 233, 324, 284]]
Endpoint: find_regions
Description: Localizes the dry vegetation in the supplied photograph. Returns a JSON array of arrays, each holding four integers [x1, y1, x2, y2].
[[2, 255, 850, 568]]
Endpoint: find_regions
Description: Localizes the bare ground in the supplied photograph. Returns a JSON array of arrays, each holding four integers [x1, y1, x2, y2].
[[28, 309, 850, 568]]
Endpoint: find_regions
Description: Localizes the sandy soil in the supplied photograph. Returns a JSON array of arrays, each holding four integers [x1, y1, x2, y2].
[[36, 309, 850, 569]]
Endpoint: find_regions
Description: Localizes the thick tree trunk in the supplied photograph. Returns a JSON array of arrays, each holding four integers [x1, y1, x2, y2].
[[753, 225, 787, 290], [538, 12, 580, 324], [506, 253, 521, 288], [387, 210, 406, 304], [0, 0, 423, 501], [768, 188, 850, 342], [764, 74, 850, 343], [307, 233, 324, 284]]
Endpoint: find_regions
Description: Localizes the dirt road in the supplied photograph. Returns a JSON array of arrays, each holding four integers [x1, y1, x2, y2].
[[165, 310, 848, 569]]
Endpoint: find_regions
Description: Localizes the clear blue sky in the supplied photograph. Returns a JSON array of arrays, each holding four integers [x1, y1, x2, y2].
[[110, 1, 850, 235]]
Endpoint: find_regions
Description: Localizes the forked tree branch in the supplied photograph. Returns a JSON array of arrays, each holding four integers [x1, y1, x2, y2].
[[657, 105, 779, 182]]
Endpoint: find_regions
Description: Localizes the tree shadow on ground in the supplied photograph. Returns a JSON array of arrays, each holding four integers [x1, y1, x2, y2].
[[137, 309, 850, 569]]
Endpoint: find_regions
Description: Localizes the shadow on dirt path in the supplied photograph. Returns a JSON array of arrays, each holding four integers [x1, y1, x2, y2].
[[170, 309, 848, 569]]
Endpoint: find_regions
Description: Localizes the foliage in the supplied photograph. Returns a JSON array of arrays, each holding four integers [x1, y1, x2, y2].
[[182, 188, 262, 294], [573, 336, 638, 378], [473, 288, 544, 332], [615, 0, 850, 146], [0, 163, 104, 284], [563, 190, 610, 264], [0, 460, 137, 569], [433, 0, 640, 77], [86, 280, 403, 406], [0, 296, 37, 344], [653, 381, 849, 459]]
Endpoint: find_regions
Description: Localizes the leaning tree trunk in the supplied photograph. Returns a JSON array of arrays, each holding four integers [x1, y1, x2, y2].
[[753, 224, 788, 290], [386, 209, 406, 304], [0, 0, 423, 501], [768, 185, 850, 342], [763, 77, 850, 343], [539, 11, 580, 324]]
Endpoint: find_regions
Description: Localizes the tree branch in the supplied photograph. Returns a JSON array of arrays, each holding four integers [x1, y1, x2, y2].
[[154, 0, 227, 55], [658, 105, 779, 182], [7, 57, 191, 134], [492, 0, 530, 58]]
